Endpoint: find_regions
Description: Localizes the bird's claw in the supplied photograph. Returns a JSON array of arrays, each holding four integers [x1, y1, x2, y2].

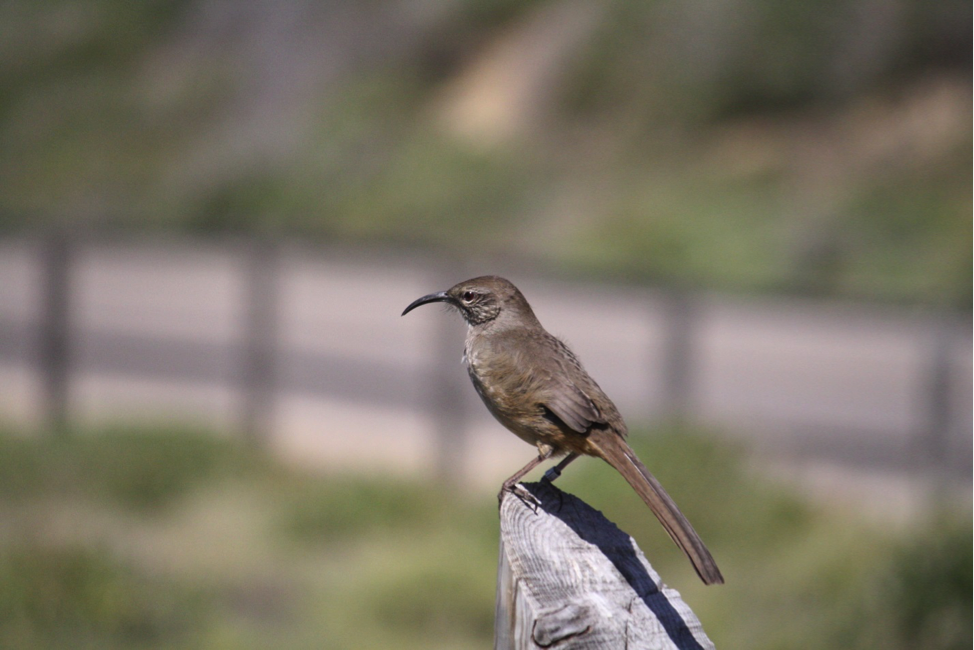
[[499, 482, 542, 512]]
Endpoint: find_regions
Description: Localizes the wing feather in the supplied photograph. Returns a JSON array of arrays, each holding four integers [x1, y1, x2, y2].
[[542, 380, 603, 433]]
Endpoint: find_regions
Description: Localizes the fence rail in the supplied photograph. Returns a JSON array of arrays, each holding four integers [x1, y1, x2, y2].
[[0, 235, 969, 483]]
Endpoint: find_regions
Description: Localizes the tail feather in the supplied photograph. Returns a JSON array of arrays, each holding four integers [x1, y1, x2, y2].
[[592, 432, 724, 585]]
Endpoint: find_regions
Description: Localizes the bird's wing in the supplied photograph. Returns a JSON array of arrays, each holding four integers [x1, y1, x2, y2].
[[537, 335, 609, 433], [492, 328, 610, 434], [542, 379, 604, 433]]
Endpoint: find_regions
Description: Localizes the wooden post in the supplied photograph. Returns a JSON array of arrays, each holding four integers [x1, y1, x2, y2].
[[659, 288, 696, 423], [428, 261, 468, 484], [916, 313, 964, 500], [496, 481, 713, 650], [40, 231, 72, 436], [430, 306, 467, 483], [240, 237, 278, 447]]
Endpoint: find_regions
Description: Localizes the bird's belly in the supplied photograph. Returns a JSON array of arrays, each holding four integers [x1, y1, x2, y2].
[[466, 363, 542, 446]]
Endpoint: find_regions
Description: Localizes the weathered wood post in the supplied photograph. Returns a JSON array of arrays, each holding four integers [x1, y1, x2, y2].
[[495, 481, 714, 649], [240, 236, 278, 447], [40, 231, 72, 436], [427, 260, 469, 484], [916, 312, 964, 501], [659, 287, 696, 424]]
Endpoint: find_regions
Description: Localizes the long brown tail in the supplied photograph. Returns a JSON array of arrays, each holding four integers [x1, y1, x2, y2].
[[590, 431, 724, 585]]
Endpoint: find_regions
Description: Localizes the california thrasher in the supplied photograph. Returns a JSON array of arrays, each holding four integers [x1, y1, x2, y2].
[[402, 275, 723, 585]]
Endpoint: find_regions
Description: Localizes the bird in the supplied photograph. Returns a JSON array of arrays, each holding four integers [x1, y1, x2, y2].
[[402, 275, 724, 585]]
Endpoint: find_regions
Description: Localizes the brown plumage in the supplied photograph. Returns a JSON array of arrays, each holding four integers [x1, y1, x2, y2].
[[402, 275, 723, 585]]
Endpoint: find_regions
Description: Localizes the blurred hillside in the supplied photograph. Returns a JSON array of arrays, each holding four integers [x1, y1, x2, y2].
[[0, 0, 970, 306]]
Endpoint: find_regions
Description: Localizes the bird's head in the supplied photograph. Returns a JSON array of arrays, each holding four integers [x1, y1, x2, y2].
[[401, 275, 537, 327]]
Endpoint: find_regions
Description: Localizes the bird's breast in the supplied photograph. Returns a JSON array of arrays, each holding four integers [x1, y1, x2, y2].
[[464, 340, 545, 446]]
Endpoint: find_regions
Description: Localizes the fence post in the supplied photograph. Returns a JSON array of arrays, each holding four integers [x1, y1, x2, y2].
[[917, 313, 963, 499], [240, 237, 278, 447], [39, 231, 72, 436], [431, 314, 467, 483], [659, 288, 696, 423], [426, 262, 469, 484], [496, 481, 715, 649]]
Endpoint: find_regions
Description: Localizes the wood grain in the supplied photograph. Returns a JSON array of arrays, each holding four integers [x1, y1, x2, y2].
[[495, 481, 714, 649]]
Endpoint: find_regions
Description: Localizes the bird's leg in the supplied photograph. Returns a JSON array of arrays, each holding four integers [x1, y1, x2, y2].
[[498, 446, 553, 506], [542, 452, 579, 483]]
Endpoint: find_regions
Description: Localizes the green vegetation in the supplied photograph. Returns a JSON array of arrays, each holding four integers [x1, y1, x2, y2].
[[0, 425, 968, 649], [0, 428, 252, 511], [0, 544, 206, 650], [0, 0, 968, 307]]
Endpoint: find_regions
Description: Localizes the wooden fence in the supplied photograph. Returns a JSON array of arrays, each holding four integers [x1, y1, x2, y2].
[[0, 234, 969, 484]]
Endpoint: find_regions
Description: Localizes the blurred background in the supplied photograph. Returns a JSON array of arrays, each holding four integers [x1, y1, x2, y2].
[[0, 1, 970, 648]]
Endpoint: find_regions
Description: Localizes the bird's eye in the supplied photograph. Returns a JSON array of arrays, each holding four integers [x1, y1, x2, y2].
[[462, 291, 475, 302]]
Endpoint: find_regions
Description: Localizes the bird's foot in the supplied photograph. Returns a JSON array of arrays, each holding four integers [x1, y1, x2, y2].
[[498, 482, 541, 512]]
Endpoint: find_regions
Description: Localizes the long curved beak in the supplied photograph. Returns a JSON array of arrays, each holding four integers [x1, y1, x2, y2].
[[401, 291, 452, 316]]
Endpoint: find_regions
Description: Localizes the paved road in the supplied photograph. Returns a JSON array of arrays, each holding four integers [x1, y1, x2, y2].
[[0, 238, 970, 494]]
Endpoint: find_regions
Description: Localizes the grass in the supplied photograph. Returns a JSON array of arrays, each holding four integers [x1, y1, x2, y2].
[[0, 543, 206, 650], [0, 424, 968, 649], [0, 427, 254, 511]]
